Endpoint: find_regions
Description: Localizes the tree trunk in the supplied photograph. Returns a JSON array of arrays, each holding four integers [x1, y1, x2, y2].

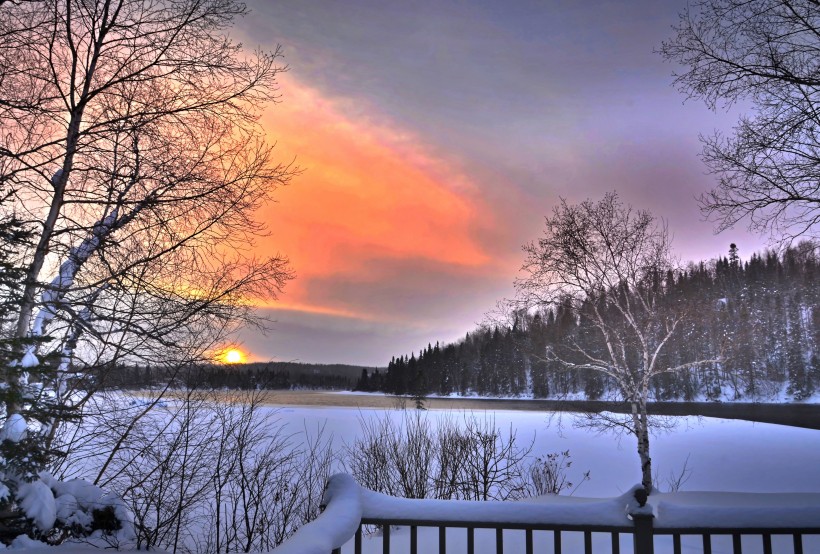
[[631, 400, 653, 493]]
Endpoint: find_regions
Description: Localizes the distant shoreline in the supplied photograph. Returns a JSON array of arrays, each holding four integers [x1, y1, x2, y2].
[[248, 390, 820, 430]]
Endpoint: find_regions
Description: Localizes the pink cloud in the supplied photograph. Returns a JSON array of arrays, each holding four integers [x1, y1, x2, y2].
[[255, 77, 505, 319]]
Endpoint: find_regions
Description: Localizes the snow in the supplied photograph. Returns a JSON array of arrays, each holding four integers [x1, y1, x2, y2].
[[11, 403, 820, 553], [51, 169, 63, 187], [271, 474, 362, 554], [269, 406, 820, 497], [17, 480, 57, 531], [357, 487, 820, 530], [0, 471, 137, 549], [359, 486, 640, 527], [265, 406, 820, 554], [5, 540, 140, 554], [11, 534, 49, 549], [650, 491, 820, 529], [334, 387, 820, 403], [1, 413, 27, 442], [40, 472, 136, 544], [21, 349, 39, 368], [272, 473, 820, 554]]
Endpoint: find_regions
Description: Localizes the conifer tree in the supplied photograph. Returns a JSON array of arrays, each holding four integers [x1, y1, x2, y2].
[[0, 195, 81, 540], [786, 293, 813, 400]]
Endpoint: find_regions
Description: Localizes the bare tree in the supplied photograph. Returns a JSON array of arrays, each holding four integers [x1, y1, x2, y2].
[[0, 0, 293, 450], [0, 1, 294, 541], [660, 0, 820, 243], [514, 192, 718, 492], [59, 386, 333, 554]]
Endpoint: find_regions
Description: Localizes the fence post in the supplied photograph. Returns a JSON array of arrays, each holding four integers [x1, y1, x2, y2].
[[631, 514, 654, 554]]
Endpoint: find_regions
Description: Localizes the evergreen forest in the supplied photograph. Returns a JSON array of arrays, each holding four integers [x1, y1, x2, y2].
[[363, 244, 820, 402]]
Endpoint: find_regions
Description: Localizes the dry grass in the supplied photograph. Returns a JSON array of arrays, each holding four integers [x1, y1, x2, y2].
[[156, 389, 549, 411], [247, 390, 551, 411]]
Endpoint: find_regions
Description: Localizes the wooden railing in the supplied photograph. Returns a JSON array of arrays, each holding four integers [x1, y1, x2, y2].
[[650, 526, 810, 554], [351, 518, 636, 554], [271, 474, 820, 554]]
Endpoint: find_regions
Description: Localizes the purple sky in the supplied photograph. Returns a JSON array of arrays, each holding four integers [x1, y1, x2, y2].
[[231, 1, 767, 367]]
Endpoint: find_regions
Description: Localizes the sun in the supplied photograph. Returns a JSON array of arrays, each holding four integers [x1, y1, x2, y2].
[[223, 349, 245, 364]]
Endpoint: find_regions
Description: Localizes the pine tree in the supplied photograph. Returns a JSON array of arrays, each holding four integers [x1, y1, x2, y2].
[[786, 293, 812, 400], [728, 243, 740, 270], [528, 312, 550, 398], [355, 368, 370, 391], [0, 198, 79, 539]]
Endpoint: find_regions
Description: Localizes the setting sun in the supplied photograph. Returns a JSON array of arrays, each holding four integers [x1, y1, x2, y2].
[[223, 349, 245, 364]]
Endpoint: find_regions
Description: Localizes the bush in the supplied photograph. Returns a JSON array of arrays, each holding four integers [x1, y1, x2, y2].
[[344, 411, 586, 502]]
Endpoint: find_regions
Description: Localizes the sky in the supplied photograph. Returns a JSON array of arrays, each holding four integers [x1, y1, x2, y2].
[[230, 0, 768, 367]]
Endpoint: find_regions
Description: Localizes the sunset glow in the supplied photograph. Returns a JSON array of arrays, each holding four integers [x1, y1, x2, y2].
[[223, 349, 245, 364], [257, 78, 500, 319]]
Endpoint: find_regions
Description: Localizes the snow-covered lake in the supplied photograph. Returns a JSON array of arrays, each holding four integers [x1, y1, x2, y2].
[[276, 406, 820, 497], [272, 406, 820, 554]]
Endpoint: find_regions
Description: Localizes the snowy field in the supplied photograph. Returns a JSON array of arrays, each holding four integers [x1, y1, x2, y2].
[[271, 406, 820, 554]]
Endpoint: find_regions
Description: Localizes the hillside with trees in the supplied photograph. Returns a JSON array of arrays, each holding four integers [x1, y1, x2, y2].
[[370, 243, 819, 403]]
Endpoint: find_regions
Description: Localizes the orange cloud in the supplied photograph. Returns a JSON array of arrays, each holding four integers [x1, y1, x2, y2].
[[256, 77, 497, 316]]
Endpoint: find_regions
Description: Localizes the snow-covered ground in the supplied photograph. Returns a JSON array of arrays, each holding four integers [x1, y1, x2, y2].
[[277, 407, 820, 554], [28, 404, 820, 553]]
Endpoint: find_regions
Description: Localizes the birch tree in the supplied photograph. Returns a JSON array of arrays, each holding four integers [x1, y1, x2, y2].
[[515, 193, 718, 492], [0, 0, 292, 495]]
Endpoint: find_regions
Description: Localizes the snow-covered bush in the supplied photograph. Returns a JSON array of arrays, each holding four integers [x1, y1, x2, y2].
[[0, 469, 134, 546]]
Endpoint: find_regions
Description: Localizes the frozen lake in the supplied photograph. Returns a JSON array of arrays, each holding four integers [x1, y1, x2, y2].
[[274, 405, 820, 497]]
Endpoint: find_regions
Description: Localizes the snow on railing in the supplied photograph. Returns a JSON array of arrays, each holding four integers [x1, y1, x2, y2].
[[271, 474, 820, 554], [270, 474, 363, 554], [651, 490, 820, 529], [357, 483, 643, 528]]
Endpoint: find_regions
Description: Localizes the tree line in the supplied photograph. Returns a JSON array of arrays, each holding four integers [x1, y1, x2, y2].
[[366, 243, 819, 402], [104, 361, 366, 390]]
